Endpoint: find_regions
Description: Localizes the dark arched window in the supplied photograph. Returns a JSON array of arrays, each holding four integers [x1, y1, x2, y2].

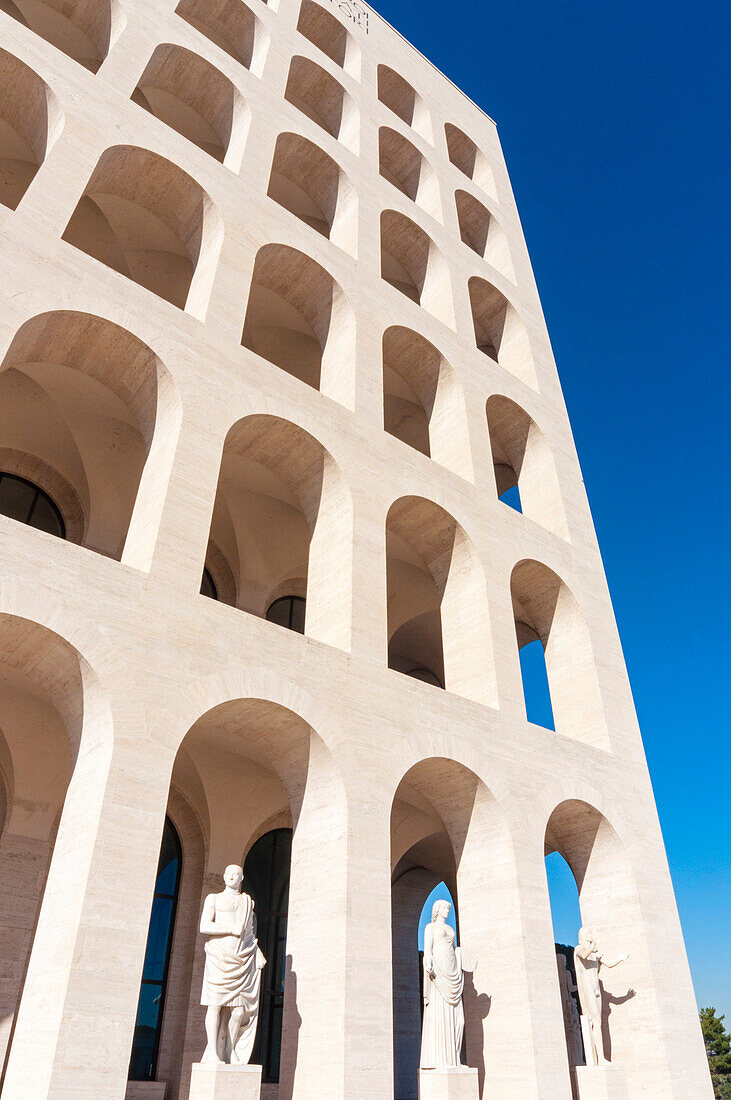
[[0, 472, 65, 538], [129, 817, 182, 1081], [200, 566, 218, 600], [265, 596, 305, 634], [243, 828, 292, 1082]]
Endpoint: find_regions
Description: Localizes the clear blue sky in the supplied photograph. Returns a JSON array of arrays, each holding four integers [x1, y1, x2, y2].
[[378, 0, 731, 1020]]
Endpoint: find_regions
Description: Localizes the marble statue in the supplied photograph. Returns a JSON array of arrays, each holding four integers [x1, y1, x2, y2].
[[420, 899, 466, 1069], [574, 927, 628, 1066], [199, 865, 266, 1065], [556, 951, 584, 1066]]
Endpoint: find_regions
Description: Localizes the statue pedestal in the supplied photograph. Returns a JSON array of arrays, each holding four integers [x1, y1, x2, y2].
[[574, 1065, 629, 1100], [189, 1064, 261, 1100], [418, 1067, 480, 1100]]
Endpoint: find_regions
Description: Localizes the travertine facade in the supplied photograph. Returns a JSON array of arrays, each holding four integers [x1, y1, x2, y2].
[[0, 0, 713, 1097]]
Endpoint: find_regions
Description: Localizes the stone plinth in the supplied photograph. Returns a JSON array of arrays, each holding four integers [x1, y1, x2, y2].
[[574, 1064, 629, 1100], [126, 1084, 167, 1100], [189, 1063, 262, 1100], [418, 1067, 480, 1100]]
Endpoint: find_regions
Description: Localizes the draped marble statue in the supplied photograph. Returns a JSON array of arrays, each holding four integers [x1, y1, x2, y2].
[[199, 865, 266, 1065], [574, 927, 629, 1066], [556, 951, 584, 1066], [420, 899, 466, 1069]]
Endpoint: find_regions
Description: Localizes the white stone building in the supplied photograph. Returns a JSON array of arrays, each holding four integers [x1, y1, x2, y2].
[[0, 0, 713, 1096]]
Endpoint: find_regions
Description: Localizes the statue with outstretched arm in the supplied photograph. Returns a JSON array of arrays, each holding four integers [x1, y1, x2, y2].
[[574, 927, 629, 1066]]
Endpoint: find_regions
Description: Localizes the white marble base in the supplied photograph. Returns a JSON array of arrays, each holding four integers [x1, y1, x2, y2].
[[189, 1063, 262, 1100], [574, 1064, 629, 1100], [418, 1067, 480, 1100]]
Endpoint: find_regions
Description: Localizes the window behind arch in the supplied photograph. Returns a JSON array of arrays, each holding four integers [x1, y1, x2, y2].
[[0, 472, 65, 538], [266, 596, 305, 634], [243, 828, 292, 1082], [128, 817, 182, 1081]]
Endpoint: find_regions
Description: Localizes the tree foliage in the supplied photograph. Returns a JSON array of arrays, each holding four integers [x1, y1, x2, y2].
[[700, 1008, 731, 1098]]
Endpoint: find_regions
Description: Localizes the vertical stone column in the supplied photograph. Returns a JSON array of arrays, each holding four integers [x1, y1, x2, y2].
[[279, 777, 393, 1100], [1, 733, 173, 1100]]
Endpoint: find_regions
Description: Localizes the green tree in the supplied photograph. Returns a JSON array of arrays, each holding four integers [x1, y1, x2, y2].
[[700, 1007, 731, 1098]]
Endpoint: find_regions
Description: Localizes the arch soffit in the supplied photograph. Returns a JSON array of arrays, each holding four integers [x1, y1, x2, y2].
[[0, 307, 182, 425], [534, 778, 635, 860], [383, 490, 482, 563], [215, 409, 356, 501], [0, 609, 117, 758]]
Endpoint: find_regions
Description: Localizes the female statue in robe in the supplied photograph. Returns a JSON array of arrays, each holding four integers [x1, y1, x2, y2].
[[420, 899, 465, 1069], [199, 864, 266, 1065]]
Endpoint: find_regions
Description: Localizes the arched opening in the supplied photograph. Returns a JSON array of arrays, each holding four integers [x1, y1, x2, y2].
[[386, 496, 495, 705], [0, 0, 125, 71], [206, 414, 353, 649], [377, 64, 431, 141], [380, 210, 454, 327], [297, 0, 359, 75], [242, 243, 355, 406], [486, 395, 568, 538], [159, 697, 346, 1098], [0, 49, 63, 211], [267, 132, 357, 255], [131, 44, 249, 170], [129, 816, 182, 1082], [243, 827, 293, 1081], [175, 0, 268, 76], [62, 145, 223, 318], [455, 190, 514, 280], [444, 123, 496, 199], [391, 758, 521, 1098], [265, 595, 306, 634], [511, 560, 608, 748], [468, 277, 537, 388], [284, 56, 358, 153], [382, 326, 472, 478], [379, 127, 441, 220], [544, 800, 650, 1082], [0, 615, 110, 1079], [0, 310, 181, 565], [545, 849, 585, 1069]]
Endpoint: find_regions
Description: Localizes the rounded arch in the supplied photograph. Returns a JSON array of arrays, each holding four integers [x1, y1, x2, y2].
[[162, 691, 347, 1094], [382, 325, 472, 478], [0, 309, 182, 566], [0, 0, 126, 71], [62, 145, 224, 319], [0, 613, 114, 1074], [543, 797, 656, 1079], [284, 55, 359, 152], [0, 48, 64, 211], [378, 127, 441, 220], [391, 756, 521, 1097], [386, 495, 495, 705], [205, 413, 353, 649], [242, 243, 356, 407], [297, 0, 360, 76], [486, 394, 568, 538], [380, 209, 454, 327], [455, 190, 514, 280], [131, 43, 250, 171], [468, 277, 537, 388], [267, 131, 358, 255], [377, 64, 432, 141], [510, 559, 608, 748]]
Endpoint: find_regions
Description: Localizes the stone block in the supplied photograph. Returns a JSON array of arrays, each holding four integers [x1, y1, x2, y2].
[[418, 1067, 480, 1100], [574, 1064, 629, 1100], [125, 1083, 167, 1100], [189, 1064, 262, 1100]]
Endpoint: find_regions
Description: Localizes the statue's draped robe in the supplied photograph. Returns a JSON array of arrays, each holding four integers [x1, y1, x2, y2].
[[420, 925, 465, 1069], [575, 948, 601, 1020], [201, 891, 263, 1062]]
